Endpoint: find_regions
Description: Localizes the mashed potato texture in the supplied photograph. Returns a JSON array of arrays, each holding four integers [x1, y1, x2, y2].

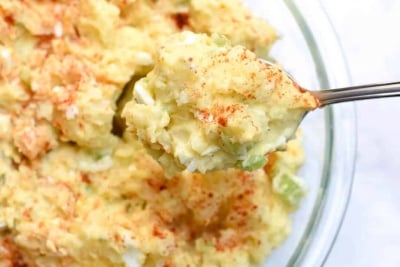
[[0, 139, 302, 267], [0, 0, 307, 267]]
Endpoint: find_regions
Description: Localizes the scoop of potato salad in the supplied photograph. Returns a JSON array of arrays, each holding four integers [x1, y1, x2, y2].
[[122, 32, 318, 176]]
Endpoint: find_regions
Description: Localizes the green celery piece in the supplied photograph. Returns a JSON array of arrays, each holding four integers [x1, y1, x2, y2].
[[273, 172, 305, 207], [241, 155, 267, 171]]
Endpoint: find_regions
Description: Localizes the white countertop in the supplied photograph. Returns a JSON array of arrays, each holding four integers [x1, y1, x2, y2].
[[320, 0, 400, 266]]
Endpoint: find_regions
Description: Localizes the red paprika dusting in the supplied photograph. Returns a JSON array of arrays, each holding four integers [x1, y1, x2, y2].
[[172, 12, 190, 29], [0, 238, 28, 267], [153, 225, 167, 239], [81, 172, 91, 184], [4, 15, 15, 25]]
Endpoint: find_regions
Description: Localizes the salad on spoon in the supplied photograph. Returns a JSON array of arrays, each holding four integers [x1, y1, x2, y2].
[[122, 31, 400, 177]]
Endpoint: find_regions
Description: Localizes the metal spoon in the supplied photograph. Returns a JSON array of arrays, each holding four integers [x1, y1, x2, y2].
[[310, 82, 400, 107], [263, 60, 400, 107], [123, 59, 400, 175]]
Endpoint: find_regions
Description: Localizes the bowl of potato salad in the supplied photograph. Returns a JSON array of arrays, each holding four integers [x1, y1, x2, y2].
[[0, 1, 356, 267]]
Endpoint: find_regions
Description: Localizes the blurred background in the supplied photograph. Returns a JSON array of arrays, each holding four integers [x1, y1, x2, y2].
[[320, 0, 400, 266]]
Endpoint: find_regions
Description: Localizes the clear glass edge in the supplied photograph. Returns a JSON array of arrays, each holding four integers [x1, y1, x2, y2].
[[283, 0, 357, 266], [316, 3, 357, 266]]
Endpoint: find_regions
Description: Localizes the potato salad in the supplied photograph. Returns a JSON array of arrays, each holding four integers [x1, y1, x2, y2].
[[0, 1, 309, 267]]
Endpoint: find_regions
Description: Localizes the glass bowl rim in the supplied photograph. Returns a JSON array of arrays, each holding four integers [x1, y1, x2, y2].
[[281, 1, 357, 266]]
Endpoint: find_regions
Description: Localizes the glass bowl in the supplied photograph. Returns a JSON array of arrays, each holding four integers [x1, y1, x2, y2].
[[244, 0, 357, 266]]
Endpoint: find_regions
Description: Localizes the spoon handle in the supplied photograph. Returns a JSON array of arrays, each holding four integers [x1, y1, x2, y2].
[[311, 82, 400, 107]]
